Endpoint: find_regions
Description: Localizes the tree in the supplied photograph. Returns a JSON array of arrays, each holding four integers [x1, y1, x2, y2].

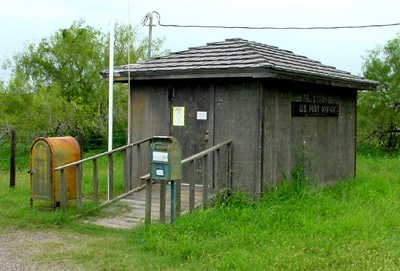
[[2, 19, 166, 147], [6, 20, 105, 136], [359, 33, 400, 151]]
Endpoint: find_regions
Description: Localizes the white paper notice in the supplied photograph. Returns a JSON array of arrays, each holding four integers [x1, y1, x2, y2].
[[156, 169, 164, 176], [173, 107, 185, 126], [153, 151, 168, 162], [197, 111, 207, 120]]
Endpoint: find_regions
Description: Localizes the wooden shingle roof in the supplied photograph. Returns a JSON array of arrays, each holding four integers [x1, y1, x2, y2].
[[102, 38, 377, 90]]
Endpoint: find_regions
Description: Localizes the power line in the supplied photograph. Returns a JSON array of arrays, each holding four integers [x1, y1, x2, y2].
[[150, 11, 400, 30]]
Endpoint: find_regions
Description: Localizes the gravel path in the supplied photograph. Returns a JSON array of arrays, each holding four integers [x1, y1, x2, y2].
[[0, 231, 76, 271]]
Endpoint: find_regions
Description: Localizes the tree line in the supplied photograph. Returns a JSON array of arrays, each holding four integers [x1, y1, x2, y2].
[[358, 33, 400, 152], [0, 19, 166, 149]]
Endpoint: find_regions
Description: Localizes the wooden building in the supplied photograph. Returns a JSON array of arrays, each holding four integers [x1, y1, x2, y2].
[[101, 38, 377, 195]]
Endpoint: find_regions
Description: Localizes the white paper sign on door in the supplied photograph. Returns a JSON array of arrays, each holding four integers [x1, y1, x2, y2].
[[197, 111, 207, 120], [173, 107, 185, 126]]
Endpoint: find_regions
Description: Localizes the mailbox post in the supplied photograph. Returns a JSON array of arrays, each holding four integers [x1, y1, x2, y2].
[[148, 136, 182, 225]]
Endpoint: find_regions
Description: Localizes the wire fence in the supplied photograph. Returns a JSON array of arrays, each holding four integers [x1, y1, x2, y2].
[[0, 124, 396, 174], [357, 123, 400, 156], [0, 127, 128, 172]]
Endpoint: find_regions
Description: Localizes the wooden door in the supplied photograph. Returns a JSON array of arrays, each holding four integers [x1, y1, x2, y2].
[[170, 85, 214, 185], [170, 86, 213, 159]]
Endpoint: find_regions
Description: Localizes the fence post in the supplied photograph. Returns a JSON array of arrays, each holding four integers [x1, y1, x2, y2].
[[76, 130, 84, 157], [9, 128, 16, 188]]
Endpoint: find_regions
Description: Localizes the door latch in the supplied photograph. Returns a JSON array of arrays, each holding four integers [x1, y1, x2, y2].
[[204, 130, 209, 142]]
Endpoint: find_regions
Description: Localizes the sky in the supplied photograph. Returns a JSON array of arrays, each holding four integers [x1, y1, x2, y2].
[[1, 0, 400, 80]]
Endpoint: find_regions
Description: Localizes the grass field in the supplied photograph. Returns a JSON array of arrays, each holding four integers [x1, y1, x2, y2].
[[1, 155, 400, 270]]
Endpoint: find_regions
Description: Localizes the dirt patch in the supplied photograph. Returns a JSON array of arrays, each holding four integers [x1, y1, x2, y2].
[[0, 231, 80, 271]]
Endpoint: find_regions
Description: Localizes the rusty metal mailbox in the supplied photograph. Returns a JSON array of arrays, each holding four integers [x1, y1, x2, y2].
[[29, 136, 81, 207], [150, 136, 182, 181]]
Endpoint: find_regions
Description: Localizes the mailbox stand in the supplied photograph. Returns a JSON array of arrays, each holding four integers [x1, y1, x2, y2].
[[148, 136, 182, 225]]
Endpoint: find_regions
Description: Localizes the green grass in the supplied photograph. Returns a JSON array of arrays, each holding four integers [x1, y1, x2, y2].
[[80, 151, 125, 200], [1, 155, 400, 270]]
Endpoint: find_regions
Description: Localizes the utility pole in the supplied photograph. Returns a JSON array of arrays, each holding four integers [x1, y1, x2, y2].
[[108, 4, 115, 201], [143, 12, 155, 59]]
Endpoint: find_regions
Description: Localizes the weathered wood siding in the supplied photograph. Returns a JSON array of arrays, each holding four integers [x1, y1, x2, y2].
[[214, 80, 261, 195], [262, 80, 357, 188], [128, 78, 357, 194], [129, 83, 170, 187], [130, 83, 170, 140]]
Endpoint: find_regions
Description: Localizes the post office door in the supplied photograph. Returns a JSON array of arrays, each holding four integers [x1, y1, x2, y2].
[[170, 85, 213, 159]]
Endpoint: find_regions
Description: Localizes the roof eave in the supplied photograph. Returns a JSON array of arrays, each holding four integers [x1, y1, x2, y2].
[[100, 67, 378, 91], [101, 67, 274, 82], [267, 69, 378, 91]]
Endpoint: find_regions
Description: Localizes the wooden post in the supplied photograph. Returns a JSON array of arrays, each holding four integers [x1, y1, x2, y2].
[[93, 159, 98, 201], [189, 160, 195, 212], [145, 178, 152, 224], [228, 142, 233, 189], [136, 144, 142, 188], [160, 181, 166, 223], [214, 149, 220, 192], [202, 155, 208, 208], [76, 130, 84, 158], [170, 180, 176, 225], [76, 164, 83, 212], [123, 149, 129, 193], [60, 169, 67, 213], [108, 153, 114, 201], [9, 128, 16, 188], [176, 180, 181, 216]]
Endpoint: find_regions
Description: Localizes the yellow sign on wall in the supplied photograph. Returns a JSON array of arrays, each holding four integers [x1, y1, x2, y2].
[[172, 107, 185, 126]]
